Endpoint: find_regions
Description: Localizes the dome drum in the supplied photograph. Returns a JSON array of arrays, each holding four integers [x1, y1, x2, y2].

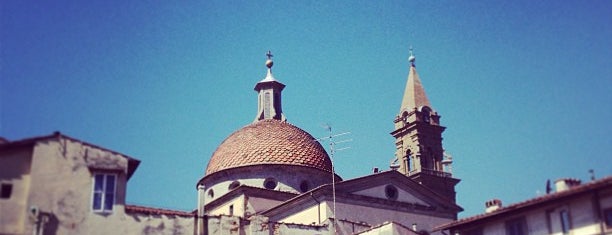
[[199, 164, 340, 206]]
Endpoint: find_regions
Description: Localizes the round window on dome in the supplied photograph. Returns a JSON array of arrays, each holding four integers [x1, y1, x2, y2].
[[385, 185, 398, 200], [299, 181, 310, 192], [228, 181, 241, 190], [263, 178, 278, 190], [207, 189, 214, 198]]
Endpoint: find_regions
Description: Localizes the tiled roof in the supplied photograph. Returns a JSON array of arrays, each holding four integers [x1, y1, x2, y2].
[[125, 204, 194, 217], [435, 175, 612, 231], [205, 119, 331, 175]]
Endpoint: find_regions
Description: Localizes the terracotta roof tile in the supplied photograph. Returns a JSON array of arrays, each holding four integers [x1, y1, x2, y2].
[[205, 119, 331, 175], [125, 204, 194, 217]]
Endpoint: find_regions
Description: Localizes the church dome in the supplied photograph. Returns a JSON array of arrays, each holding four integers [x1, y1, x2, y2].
[[205, 119, 332, 175]]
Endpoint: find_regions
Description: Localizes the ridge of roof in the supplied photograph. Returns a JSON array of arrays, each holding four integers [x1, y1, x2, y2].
[[125, 204, 194, 217], [0, 132, 141, 179], [435, 175, 612, 231]]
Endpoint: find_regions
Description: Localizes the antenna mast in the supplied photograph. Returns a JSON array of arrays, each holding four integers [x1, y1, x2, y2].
[[316, 124, 351, 234]]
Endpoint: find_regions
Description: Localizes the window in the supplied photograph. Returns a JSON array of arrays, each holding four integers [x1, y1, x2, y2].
[[208, 189, 214, 198], [1, 183, 12, 199], [421, 108, 431, 123], [264, 92, 271, 119], [228, 181, 240, 190], [385, 185, 398, 200], [263, 178, 277, 190], [299, 181, 309, 193], [92, 174, 116, 212], [505, 217, 527, 235], [274, 92, 281, 119], [229, 204, 234, 216], [604, 208, 612, 228], [560, 210, 570, 233], [406, 150, 412, 172]]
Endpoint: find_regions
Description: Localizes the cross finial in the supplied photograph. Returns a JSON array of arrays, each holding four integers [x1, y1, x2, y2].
[[266, 50, 273, 60]]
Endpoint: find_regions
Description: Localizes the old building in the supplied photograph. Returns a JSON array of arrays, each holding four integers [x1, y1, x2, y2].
[[1, 50, 461, 235], [435, 176, 612, 235], [0, 133, 194, 235]]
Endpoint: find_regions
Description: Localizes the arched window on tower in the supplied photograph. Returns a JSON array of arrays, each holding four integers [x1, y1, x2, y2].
[[421, 107, 431, 124], [264, 92, 271, 119], [274, 92, 281, 119], [405, 149, 412, 172]]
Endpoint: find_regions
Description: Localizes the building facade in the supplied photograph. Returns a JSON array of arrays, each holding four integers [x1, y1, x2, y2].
[[1, 51, 461, 235], [0, 133, 194, 235], [436, 177, 612, 235]]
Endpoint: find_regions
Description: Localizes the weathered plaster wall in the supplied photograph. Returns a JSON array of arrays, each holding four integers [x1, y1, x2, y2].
[[209, 195, 245, 217], [0, 147, 33, 234], [23, 138, 130, 234], [6, 137, 197, 235]]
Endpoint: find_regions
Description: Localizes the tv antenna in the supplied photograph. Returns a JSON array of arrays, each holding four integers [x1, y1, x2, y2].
[[315, 124, 352, 233]]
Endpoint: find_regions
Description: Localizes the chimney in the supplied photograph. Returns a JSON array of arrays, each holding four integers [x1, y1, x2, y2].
[[485, 199, 502, 213], [373, 167, 379, 173], [555, 178, 581, 192]]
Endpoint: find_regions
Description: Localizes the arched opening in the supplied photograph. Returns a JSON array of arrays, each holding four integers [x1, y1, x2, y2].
[[228, 181, 240, 190], [299, 181, 310, 193]]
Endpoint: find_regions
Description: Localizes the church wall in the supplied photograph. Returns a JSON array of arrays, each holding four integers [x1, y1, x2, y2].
[[331, 200, 451, 235], [202, 165, 330, 207], [0, 147, 33, 234], [246, 196, 286, 215], [208, 195, 245, 217], [204, 215, 243, 235], [274, 198, 451, 234], [353, 184, 427, 205], [277, 201, 329, 225]]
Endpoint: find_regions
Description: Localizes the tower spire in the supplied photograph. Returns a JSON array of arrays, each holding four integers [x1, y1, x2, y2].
[[254, 51, 286, 122], [390, 48, 459, 202], [399, 47, 431, 114]]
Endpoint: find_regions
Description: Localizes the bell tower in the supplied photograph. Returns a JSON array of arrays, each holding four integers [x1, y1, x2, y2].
[[390, 48, 459, 201]]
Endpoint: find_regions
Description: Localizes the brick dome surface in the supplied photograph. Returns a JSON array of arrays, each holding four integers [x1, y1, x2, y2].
[[205, 119, 332, 175]]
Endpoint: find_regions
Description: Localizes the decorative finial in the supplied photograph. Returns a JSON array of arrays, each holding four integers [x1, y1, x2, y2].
[[265, 50, 274, 69], [408, 46, 416, 67]]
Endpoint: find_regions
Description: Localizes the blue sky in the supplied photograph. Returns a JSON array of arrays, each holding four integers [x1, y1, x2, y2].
[[2, 1, 610, 217]]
